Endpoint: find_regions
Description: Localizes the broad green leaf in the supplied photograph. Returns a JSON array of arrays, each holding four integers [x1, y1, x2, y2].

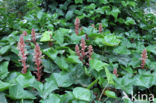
[[43, 48, 64, 60], [66, 55, 81, 64], [55, 56, 68, 71], [113, 75, 134, 94], [40, 31, 52, 42], [99, 0, 108, 4], [0, 46, 10, 55], [53, 72, 73, 87], [114, 46, 131, 55], [15, 72, 36, 88], [125, 17, 136, 25], [75, 0, 83, 4], [9, 85, 36, 99], [134, 70, 156, 88], [37, 11, 43, 20], [90, 59, 108, 72], [147, 45, 156, 55], [0, 81, 11, 91], [73, 87, 91, 102], [103, 35, 120, 46], [0, 93, 7, 103], [105, 90, 117, 98], [40, 94, 60, 103], [110, 7, 120, 19], [54, 28, 70, 45], [40, 75, 58, 99], [0, 61, 9, 80], [66, 10, 73, 20], [105, 67, 114, 85], [42, 59, 59, 73]]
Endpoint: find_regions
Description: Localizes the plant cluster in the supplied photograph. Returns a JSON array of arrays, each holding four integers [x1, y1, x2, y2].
[[0, 0, 156, 103]]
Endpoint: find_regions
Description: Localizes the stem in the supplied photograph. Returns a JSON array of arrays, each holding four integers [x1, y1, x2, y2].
[[87, 78, 98, 89], [98, 83, 108, 101]]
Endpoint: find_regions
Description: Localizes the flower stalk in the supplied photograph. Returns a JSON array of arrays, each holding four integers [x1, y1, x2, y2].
[[31, 29, 36, 44], [75, 38, 93, 67], [17, 34, 28, 74], [34, 43, 43, 81], [99, 23, 102, 33], [75, 17, 80, 35], [141, 49, 147, 69]]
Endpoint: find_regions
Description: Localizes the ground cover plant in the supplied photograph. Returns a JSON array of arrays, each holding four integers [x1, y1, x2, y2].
[[0, 0, 156, 103]]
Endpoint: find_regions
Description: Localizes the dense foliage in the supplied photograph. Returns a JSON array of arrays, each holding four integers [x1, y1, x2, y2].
[[0, 0, 156, 103]]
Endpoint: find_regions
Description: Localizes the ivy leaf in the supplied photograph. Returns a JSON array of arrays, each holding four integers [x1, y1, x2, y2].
[[114, 46, 131, 55], [105, 90, 117, 98], [0, 46, 10, 55], [9, 85, 36, 99], [125, 17, 136, 25], [54, 28, 70, 45], [134, 70, 156, 88], [73, 87, 91, 102], [103, 35, 120, 46], [75, 0, 83, 4], [0, 93, 7, 103], [15, 72, 36, 88], [66, 10, 73, 20], [55, 56, 69, 71], [147, 45, 156, 55], [105, 67, 114, 85], [40, 94, 61, 103], [0, 61, 9, 80], [90, 59, 108, 72], [66, 55, 81, 64], [113, 75, 134, 94], [40, 31, 53, 42], [53, 72, 73, 87], [110, 7, 120, 20], [40, 75, 58, 99], [0, 81, 11, 92]]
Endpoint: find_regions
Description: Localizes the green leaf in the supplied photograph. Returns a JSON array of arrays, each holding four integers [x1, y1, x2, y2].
[[95, 35, 120, 47], [75, 0, 83, 4], [66, 55, 81, 64], [0, 81, 11, 91], [9, 85, 36, 99], [105, 90, 117, 98], [99, 0, 108, 4], [40, 31, 53, 42], [110, 7, 120, 19], [54, 28, 70, 45], [0, 46, 10, 55], [0, 61, 9, 80], [73, 87, 91, 102], [114, 46, 131, 55], [66, 10, 74, 20], [0, 93, 7, 103], [41, 94, 61, 103], [125, 17, 136, 25], [15, 72, 36, 88], [105, 67, 114, 85], [55, 56, 68, 71], [42, 59, 58, 73], [90, 59, 108, 72], [134, 70, 156, 88], [147, 45, 156, 55], [113, 75, 134, 94], [53, 72, 73, 87], [40, 75, 58, 99], [103, 35, 121, 46], [43, 48, 64, 60], [37, 11, 43, 20]]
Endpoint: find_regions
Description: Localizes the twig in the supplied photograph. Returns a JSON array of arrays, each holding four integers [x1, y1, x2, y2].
[[99, 83, 109, 101]]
